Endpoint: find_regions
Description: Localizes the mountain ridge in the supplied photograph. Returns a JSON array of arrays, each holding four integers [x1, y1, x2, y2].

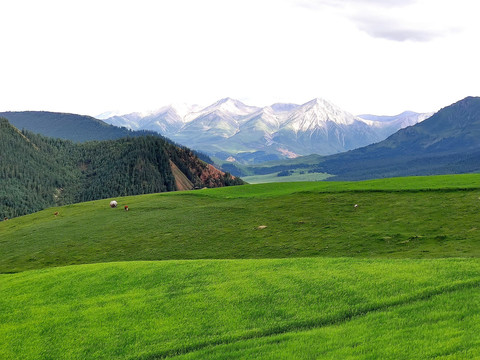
[[0, 111, 160, 142], [101, 98, 432, 163]]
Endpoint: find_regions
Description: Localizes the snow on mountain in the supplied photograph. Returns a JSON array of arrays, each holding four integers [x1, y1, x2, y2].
[[223, 107, 282, 149], [283, 98, 358, 133], [165, 98, 263, 152], [95, 111, 122, 120], [103, 112, 144, 130], [270, 98, 383, 156], [101, 98, 432, 164], [358, 111, 433, 127], [103, 103, 202, 134], [243, 107, 281, 131], [357, 111, 434, 138], [184, 98, 259, 123]]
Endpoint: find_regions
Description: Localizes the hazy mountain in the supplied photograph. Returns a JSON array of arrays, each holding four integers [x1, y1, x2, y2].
[[101, 98, 431, 164], [106, 103, 202, 135], [184, 98, 259, 122], [358, 111, 433, 138], [95, 111, 122, 120], [0, 111, 157, 142], [169, 98, 261, 153]]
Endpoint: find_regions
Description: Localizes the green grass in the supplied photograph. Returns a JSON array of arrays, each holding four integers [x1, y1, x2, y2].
[[199, 173, 480, 198], [241, 170, 331, 184], [1, 258, 480, 360], [3, 174, 480, 359], [2, 174, 480, 273], [175, 282, 480, 360]]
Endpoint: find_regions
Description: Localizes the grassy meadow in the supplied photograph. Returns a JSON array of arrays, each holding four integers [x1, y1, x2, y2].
[[2, 173, 480, 359], [2, 174, 480, 273], [2, 258, 480, 359], [241, 170, 331, 183]]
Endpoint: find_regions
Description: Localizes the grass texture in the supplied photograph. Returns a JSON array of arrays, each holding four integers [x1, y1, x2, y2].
[[2, 174, 480, 273], [1, 258, 479, 359], [2, 174, 480, 359]]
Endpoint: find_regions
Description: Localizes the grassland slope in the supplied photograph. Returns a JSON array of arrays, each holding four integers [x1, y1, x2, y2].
[[2, 175, 480, 359], [1, 258, 479, 359], [2, 174, 480, 273]]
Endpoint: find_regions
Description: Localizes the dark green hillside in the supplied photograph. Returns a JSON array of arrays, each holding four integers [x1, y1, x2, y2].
[[0, 111, 158, 142], [320, 96, 480, 180], [0, 119, 242, 219], [0, 118, 80, 217]]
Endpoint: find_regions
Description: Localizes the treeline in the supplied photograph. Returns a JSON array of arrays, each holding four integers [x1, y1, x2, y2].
[[0, 118, 243, 219]]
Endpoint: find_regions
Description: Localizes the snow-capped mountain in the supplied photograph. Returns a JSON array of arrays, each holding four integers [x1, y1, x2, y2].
[[358, 111, 434, 138], [106, 103, 202, 134], [100, 98, 433, 164], [184, 97, 260, 123], [272, 98, 382, 155], [95, 110, 122, 120]]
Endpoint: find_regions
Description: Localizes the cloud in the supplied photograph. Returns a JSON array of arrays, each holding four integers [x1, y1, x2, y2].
[[295, 0, 417, 10], [351, 13, 459, 42], [294, 0, 459, 42]]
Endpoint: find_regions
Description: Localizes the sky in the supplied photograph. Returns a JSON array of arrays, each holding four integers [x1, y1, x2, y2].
[[1, 0, 479, 117]]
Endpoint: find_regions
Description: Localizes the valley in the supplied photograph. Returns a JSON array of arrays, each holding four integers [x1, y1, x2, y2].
[[2, 97, 480, 359], [4, 0, 479, 358]]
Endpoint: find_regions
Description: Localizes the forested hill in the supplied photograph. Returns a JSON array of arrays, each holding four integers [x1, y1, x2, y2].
[[0, 118, 243, 219], [0, 111, 157, 142], [318, 96, 480, 180]]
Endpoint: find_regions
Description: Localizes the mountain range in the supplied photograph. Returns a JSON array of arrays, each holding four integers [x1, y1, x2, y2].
[[229, 96, 480, 180], [101, 98, 432, 164]]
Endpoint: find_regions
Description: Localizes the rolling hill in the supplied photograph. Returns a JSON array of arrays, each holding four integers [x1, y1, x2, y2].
[[1, 176, 480, 359], [2, 174, 480, 272]]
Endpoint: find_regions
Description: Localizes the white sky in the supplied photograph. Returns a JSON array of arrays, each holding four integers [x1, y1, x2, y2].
[[1, 0, 479, 116]]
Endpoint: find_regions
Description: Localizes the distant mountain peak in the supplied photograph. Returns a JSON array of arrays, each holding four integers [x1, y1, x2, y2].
[[188, 98, 260, 122], [216, 97, 236, 104], [95, 110, 121, 120], [285, 98, 357, 129], [97, 96, 435, 163], [305, 97, 331, 106]]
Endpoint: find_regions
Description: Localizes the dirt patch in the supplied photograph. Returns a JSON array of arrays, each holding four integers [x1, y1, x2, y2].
[[170, 160, 194, 191]]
